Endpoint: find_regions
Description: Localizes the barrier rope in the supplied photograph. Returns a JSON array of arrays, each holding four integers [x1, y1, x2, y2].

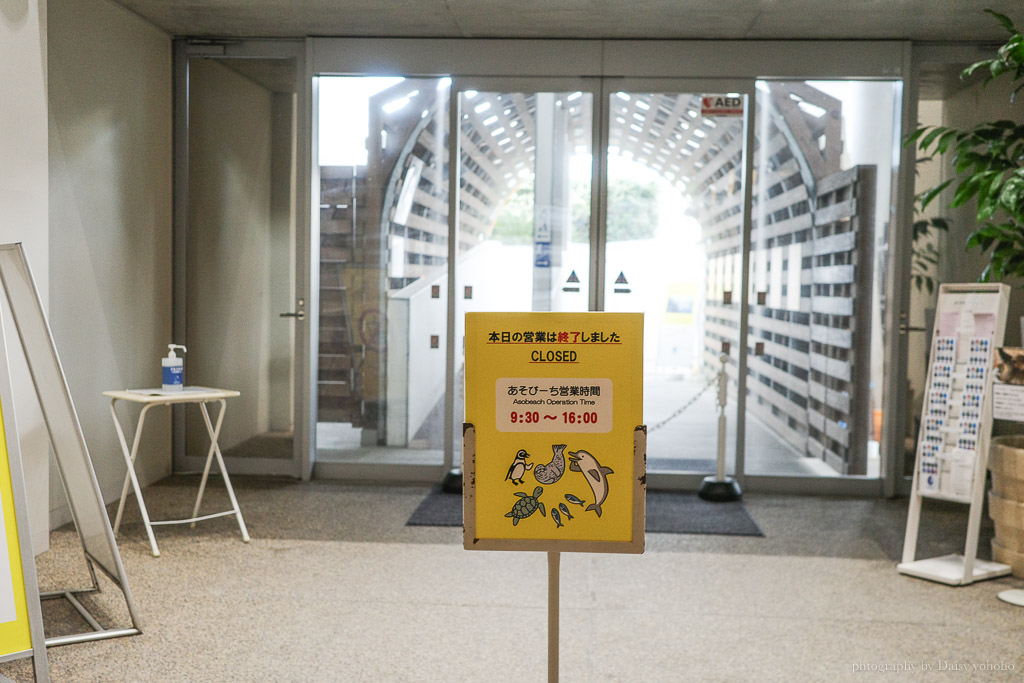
[[648, 373, 721, 433]]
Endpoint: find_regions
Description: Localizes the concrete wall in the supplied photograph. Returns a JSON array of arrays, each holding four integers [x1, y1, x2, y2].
[[186, 58, 277, 452], [48, 0, 172, 525], [0, 0, 50, 553]]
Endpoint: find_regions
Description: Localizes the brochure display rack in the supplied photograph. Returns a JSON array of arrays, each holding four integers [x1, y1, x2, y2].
[[899, 283, 1012, 585]]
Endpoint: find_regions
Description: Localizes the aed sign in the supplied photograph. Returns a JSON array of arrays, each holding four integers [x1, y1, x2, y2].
[[701, 95, 744, 117], [463, 312, 645, 553]]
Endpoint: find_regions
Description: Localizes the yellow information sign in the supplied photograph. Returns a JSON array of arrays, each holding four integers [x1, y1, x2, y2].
[[0, 397, 33, 658], [463, 312, 645, 553]]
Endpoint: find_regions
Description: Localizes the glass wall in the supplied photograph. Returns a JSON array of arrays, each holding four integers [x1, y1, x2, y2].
[[316, 76, 451, 464], [602, 90, 747, 475], [744, 80, 902, 478], [453, 87, 595, 447], [307, 39, 911, 492]]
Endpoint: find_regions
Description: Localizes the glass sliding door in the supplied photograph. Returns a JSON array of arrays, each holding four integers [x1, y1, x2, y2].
[[315, 76, 452, 472], [453, 82, 595, 315], [601, 84, 751, 478], [452, 80, 597, 458], [745, 79, 902, 479], [305, 38, 911, 494]]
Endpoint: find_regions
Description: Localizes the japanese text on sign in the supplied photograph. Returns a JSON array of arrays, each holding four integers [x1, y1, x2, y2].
[[497, 378, 613, 433]]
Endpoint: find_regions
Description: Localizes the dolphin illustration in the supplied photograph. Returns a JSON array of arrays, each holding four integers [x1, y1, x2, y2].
[[567, 449, 614, 517]]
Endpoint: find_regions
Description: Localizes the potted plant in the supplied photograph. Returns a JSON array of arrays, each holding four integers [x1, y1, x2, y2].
[[908, 9, 1024, 283]]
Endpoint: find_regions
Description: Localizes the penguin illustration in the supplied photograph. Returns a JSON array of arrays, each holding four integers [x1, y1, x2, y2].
[[505, 449, 533, 485]]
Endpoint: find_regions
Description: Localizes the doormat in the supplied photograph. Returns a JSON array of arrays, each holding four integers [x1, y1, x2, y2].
[[407, 487, 763, 537], [406, 486, 462, 527], [645, 491, 763, 536], [647, 457, 716, 473]]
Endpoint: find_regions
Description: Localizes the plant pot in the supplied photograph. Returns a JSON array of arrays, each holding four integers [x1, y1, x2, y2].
[[992, 538, 1024, 579], [988, 491, 1024, 530], [989, 435, 1024, 501], [994, 521, 1024, 553]]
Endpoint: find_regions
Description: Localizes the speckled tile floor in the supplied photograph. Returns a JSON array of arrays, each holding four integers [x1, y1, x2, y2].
[[2, 477, 1022, 682]]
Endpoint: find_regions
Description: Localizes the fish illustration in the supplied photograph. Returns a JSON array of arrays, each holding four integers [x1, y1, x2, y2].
[[505, 449, 533, 485], [558, 503, 574, 521], [564, 493, 586, 507], [534, 443, 566, 485], [551, 507, 564, 528], [568, 449, 614, 518]]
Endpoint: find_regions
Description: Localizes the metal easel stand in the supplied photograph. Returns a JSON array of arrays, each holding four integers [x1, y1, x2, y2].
[[39, 546, 142, 648], [698, 353, 742, 502]]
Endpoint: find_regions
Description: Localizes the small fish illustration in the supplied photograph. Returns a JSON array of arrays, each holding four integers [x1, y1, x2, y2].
[[558, 503, 574, 520], [551, 507, 564, 528], [564, 493, 586, 507]]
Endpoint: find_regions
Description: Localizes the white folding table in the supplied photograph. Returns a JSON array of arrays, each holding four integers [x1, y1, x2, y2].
[[105, 387, 251, 557]]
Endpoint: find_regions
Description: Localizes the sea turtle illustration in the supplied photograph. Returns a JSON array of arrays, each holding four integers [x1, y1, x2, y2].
[[505, 486, 546, 526]]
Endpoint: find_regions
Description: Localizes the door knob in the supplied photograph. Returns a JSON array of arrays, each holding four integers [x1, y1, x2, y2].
[[280, 311, 306, 320]]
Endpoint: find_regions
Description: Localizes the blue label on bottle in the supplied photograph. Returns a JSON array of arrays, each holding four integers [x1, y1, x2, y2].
[[163, 365, 183, 386]]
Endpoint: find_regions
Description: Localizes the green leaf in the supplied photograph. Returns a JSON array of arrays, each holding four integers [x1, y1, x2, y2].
[[951, 176, 981, 207], [905, 126, 931, 146], [936, 130, 959, 155], [962, 59, 994, 80], [993, 242, 1017, 259], [990, 59, 1010, 80], [919, 126, 949, 150], [985, 9, 1016, 34], [918, 179, 953, 210], [1000, 177, 1024, 213]]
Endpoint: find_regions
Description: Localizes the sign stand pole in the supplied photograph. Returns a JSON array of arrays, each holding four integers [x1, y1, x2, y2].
[[547, 551, 559, 683]]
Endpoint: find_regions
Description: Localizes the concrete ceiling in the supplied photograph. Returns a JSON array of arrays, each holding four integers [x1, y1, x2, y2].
[[113, 0, 1021, 42]]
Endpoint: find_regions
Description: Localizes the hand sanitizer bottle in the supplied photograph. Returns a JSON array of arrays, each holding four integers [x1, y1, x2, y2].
[[162, 344, 187, 390]]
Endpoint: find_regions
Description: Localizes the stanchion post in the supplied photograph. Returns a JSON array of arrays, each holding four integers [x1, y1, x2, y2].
[[548, 551, 560, 683], [698, 350, 743, 502]]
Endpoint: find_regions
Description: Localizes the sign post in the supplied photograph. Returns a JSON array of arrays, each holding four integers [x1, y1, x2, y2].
[[463, 312, 645, 681]]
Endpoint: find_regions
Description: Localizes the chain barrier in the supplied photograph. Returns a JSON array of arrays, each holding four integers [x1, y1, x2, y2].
[[648, 373, 721, 433]]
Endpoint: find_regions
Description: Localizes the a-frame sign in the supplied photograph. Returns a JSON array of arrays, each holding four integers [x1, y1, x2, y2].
[[0, 243, 141, 679]]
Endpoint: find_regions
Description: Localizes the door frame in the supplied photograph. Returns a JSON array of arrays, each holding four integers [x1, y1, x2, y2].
[[172, 38, 313, 479]]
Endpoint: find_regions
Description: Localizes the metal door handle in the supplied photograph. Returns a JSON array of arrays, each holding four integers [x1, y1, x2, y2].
[[280, 311, 306, 320], [898, 324, 925, 334]]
